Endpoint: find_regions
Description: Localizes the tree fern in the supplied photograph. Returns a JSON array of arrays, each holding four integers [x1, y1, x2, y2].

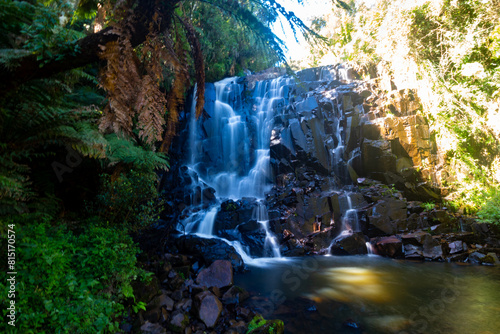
[[105, 134, 168, 171], [0, 72, 108, 215]]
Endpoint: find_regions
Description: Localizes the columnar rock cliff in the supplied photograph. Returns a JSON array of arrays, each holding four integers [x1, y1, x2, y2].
[[162, 64, 499, 266]]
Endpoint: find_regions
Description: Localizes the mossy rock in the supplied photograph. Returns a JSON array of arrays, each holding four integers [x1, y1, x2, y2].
[[246, 314, 284, 334], [168, 313, 190, 333]]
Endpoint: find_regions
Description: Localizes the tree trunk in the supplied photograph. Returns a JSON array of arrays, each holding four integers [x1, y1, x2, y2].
[[0, 0, 178, 94]]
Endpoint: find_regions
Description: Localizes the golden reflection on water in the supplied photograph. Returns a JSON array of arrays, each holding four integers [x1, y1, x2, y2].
[[310, 267, 393, 304]]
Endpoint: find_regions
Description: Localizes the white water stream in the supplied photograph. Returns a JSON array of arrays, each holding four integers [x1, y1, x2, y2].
[[179, 77, 293, 264]]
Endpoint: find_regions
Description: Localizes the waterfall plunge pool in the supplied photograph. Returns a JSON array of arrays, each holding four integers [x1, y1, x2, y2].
[[235, 256, 500, 333]]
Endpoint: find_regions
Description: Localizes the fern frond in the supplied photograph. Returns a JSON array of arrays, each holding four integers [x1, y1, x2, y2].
[[105, 134, 168, 170], [136, 75, 167, 145], [98, 36, 140, 137]]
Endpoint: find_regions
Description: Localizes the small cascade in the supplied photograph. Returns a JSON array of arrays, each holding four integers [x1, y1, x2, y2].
[[328, 193, 361, 254], [341, 194, 360, 233], [196, 207, 218, 236], [254, 201, 281, 258], [366, 242, 376, 256]]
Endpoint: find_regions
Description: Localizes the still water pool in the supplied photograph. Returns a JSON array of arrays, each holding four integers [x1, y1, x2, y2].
[[235, 256, 500, 333]]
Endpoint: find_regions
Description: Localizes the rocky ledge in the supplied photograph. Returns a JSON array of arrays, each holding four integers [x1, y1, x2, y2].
[[270, 177, 500, 265]]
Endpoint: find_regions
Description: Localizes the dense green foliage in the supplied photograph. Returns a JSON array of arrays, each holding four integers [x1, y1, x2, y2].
[[183, 1, 281, 81], [308, 0, 500, 222], [0, 215, 149, 333], [477, 189, 500, 224], [89, 169, 164, 229]]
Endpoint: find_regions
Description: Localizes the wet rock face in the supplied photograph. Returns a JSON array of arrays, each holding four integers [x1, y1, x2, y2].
[[212, 198, 270, 257], [158, 165, 217, 223], [264, 65, 443, 203], [214, 199, 258, 232], [366, 199, 407, 236]]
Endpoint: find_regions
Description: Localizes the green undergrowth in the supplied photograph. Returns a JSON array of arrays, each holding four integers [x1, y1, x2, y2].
[[0, 214, 151, 334], [476, 188, 500, 224], [87, 168, 165, 231], [247, 314, 285, 334]]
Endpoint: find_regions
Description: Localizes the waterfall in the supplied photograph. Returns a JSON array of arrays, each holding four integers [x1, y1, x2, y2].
[[341, 193, 359, 233], [180, 76, 291, 263], [366, 242, 376, 256], [196, 207, 218, 236], [328, 193, 361, 254], [254, 201, 281, 258]]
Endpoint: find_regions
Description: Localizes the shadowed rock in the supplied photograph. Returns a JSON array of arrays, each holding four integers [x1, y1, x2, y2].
[[330, 232, 368, 255], [196, 260, 233, 289], [194, 291, 223, 328], [175, 235, 243, 270]]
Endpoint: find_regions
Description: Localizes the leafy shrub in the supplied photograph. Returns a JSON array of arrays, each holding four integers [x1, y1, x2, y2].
[[247, 315, 267, 333], [246, 314, 284, 334], [422, 201, 435, 211], [0, 216, 148, 333], [89, 169, 164, 230], [477, 189, 500, 224]]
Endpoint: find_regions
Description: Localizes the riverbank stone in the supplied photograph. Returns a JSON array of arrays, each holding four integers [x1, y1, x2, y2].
[[196, 260, 233, 289], [194, 291, 223, 328]]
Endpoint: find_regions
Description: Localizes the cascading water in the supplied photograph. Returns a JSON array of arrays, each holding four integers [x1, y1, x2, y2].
[[366, 242, 376, 256], [254, 201, 281, 258], [342, 194, 360, 233], [328, 193, 361, 254], [180, 76, 292, 264], [196, 207, 218, 236]]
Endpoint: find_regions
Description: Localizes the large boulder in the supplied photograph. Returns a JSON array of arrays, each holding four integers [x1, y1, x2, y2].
[[400, 231, 443, 260], [174, 235, 243, 270], [236, 220, 268, 257], [214, 198, 261, 235], [330, 232, 368, 255], [366, 199, 407, 236], [194, 291, 223, 328], [372, 236, 403, 258], [196, 260, 233, 289]]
